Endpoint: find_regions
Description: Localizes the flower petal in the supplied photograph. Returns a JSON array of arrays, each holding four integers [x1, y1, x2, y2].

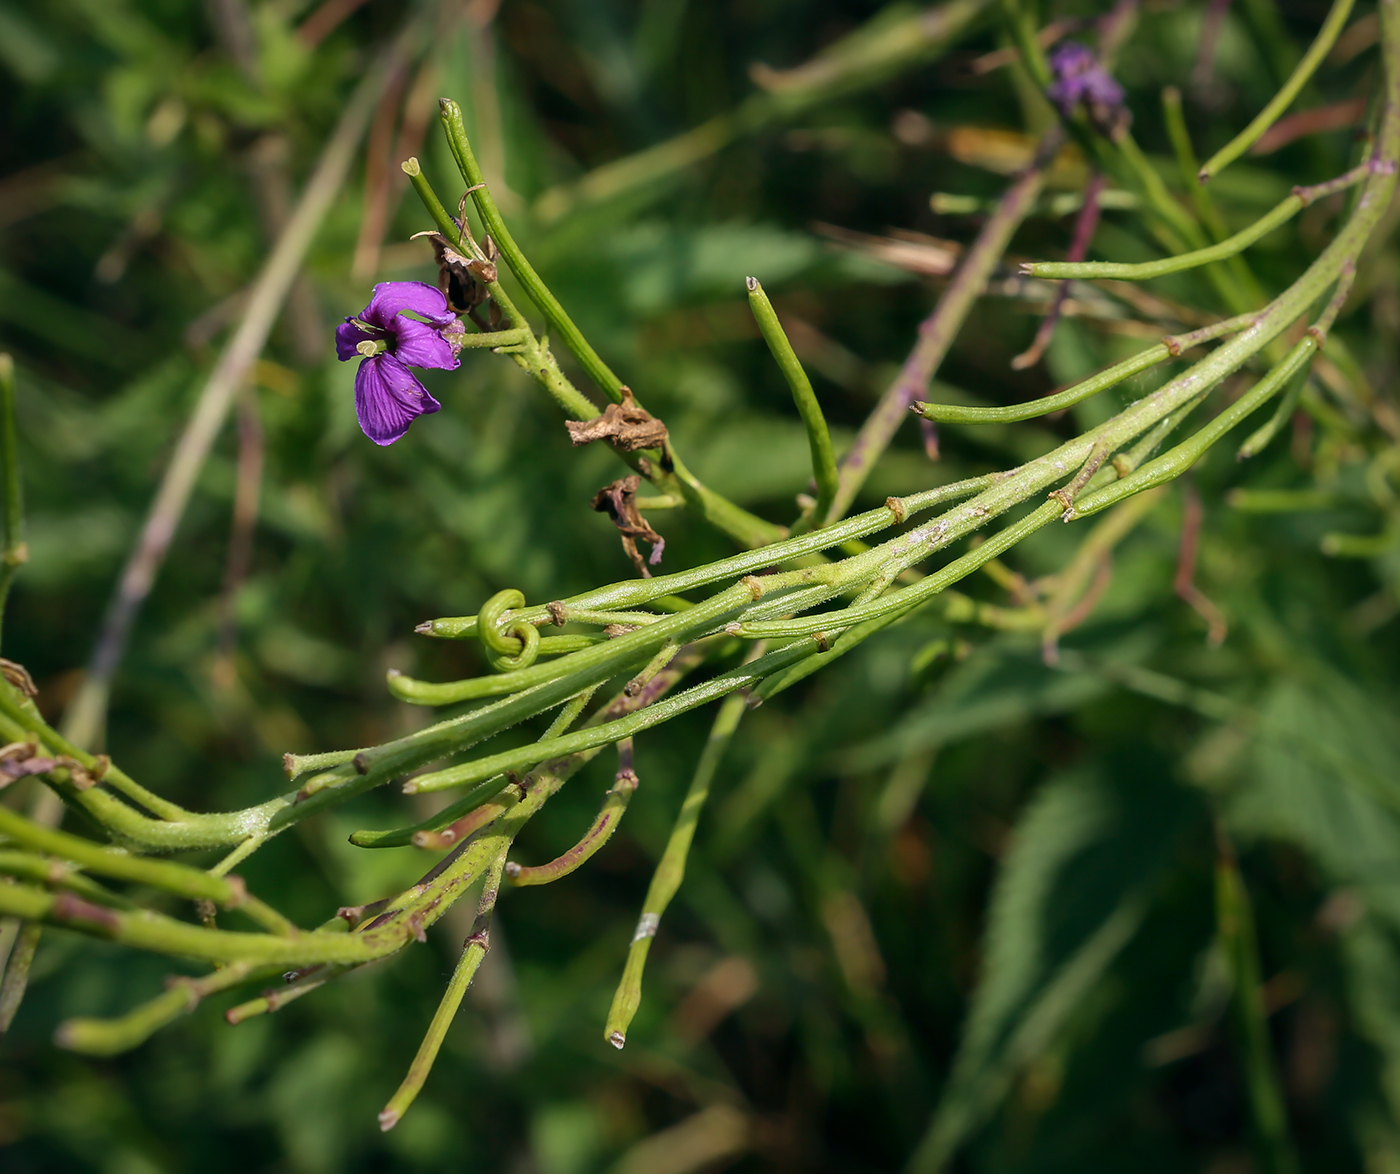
[[393, 314, 461, 371], [336, 318, 384, 361], [361, 281, 455, 330], [354, 354, 443, 446]]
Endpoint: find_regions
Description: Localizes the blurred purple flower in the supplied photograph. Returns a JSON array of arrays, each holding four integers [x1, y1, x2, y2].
[[336, 281, 463, 445], [1046, 41, 1126, 125]]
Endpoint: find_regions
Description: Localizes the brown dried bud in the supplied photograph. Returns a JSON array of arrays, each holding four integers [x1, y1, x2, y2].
[[590, 476, 665, 577]]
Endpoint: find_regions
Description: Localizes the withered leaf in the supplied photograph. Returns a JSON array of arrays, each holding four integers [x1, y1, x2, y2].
[[591, 475, 665, 578], [566, 387, 668, 453]]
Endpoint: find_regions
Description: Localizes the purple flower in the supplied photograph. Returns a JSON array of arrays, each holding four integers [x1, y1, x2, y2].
[[335, 281, 464, 445], [1046, 41, 1126, 127]]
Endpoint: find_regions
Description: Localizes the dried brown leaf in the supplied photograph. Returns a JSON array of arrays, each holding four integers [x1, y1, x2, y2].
[[566, 388, 668, 453]]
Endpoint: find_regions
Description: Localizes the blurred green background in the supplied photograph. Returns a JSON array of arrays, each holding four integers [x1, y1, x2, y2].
[[3, 0, 1400, 1170]]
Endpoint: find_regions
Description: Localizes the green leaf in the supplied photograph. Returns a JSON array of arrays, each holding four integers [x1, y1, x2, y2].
[[1228, 672, 1400, 928], [845, 638, 1142, 772], [909, 760, 1198, 1172], [1226, 673, 1400, 1124]]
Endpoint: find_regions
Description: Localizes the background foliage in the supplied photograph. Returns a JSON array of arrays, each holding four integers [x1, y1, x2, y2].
[[2, 0, 1400, 1170]]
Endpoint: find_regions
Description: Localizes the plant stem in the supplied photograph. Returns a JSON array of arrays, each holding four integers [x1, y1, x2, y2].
[[746, 278, 839, 527], [378, 851, 506, 1131], [506, 760, 638, 886], [1215, 829, 1300, 1174], [826, 126, 1060, 522], [1073, 265, 1357, 518], [0, 805, 247, 905], [604, 674, 754, 1047], [0, 921, 40, 1032], [0, 850, 138, 909], [1238, 370, 1309, 459], [410, 477, 994, 639], [56, 960, 264, 1055], [439, 100, 623, 401], [1025, 162, 1375, 280], [1199, 0, 1358, 183], [915, 313, 1256, 424]]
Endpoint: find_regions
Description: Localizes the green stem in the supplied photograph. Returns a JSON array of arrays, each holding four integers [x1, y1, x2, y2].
[[225, 962, 350, 1024], [55, 960, 265, 1055], [0, 850, 138, 908], [746, 278, 839, 527], [1074, 265, 1356, 518], [604, 676, 754, 1047], [1238, 371, 1309, 459], [0, 804, 246, 907], [1216, 830, 1300, 1174], [1024, 162, 1372, 280], [408, 477, 993, 640], [351, 681, 600, 849], [0, 882, 409, 966], [914, 312, 1256, 424], [401, 628, 826, 797], [0, 921, 40, 1032], [439, 99, 625, 402], [738, 499, 1064, 642], [378, 851, 506, 1132], [1199, 0, 1358, 183], [1073, 341, 1316, 516]]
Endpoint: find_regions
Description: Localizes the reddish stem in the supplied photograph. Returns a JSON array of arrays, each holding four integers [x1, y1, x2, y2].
[[1013, 172, 1106, 370], [1174, 484, 1228, 645]]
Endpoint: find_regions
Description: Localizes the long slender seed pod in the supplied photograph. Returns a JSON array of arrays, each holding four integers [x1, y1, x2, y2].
[[914, 312, 1256, 425], [1023, 162, 1373, 281], [55, 961, 263, 1055], [410, 477, 996, 639], [378, 851, 507, 1132], [1237, 372, 1310, 460], [506, 762, 639, 887], [604, 679, 754, 1048], [1199, 0, 1358, 182], [746, 277, 839, 526]]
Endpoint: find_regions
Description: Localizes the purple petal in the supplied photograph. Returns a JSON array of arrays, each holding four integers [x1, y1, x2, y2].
[[1046, 40, 1123, 120], [393, 314, 461, 371], [1049, 41, 1096, 78], [354, 354, 442, 446], [361, 281, 455, 330], [1084, 73, 1125, 108], [336, 318, 384, 361]]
